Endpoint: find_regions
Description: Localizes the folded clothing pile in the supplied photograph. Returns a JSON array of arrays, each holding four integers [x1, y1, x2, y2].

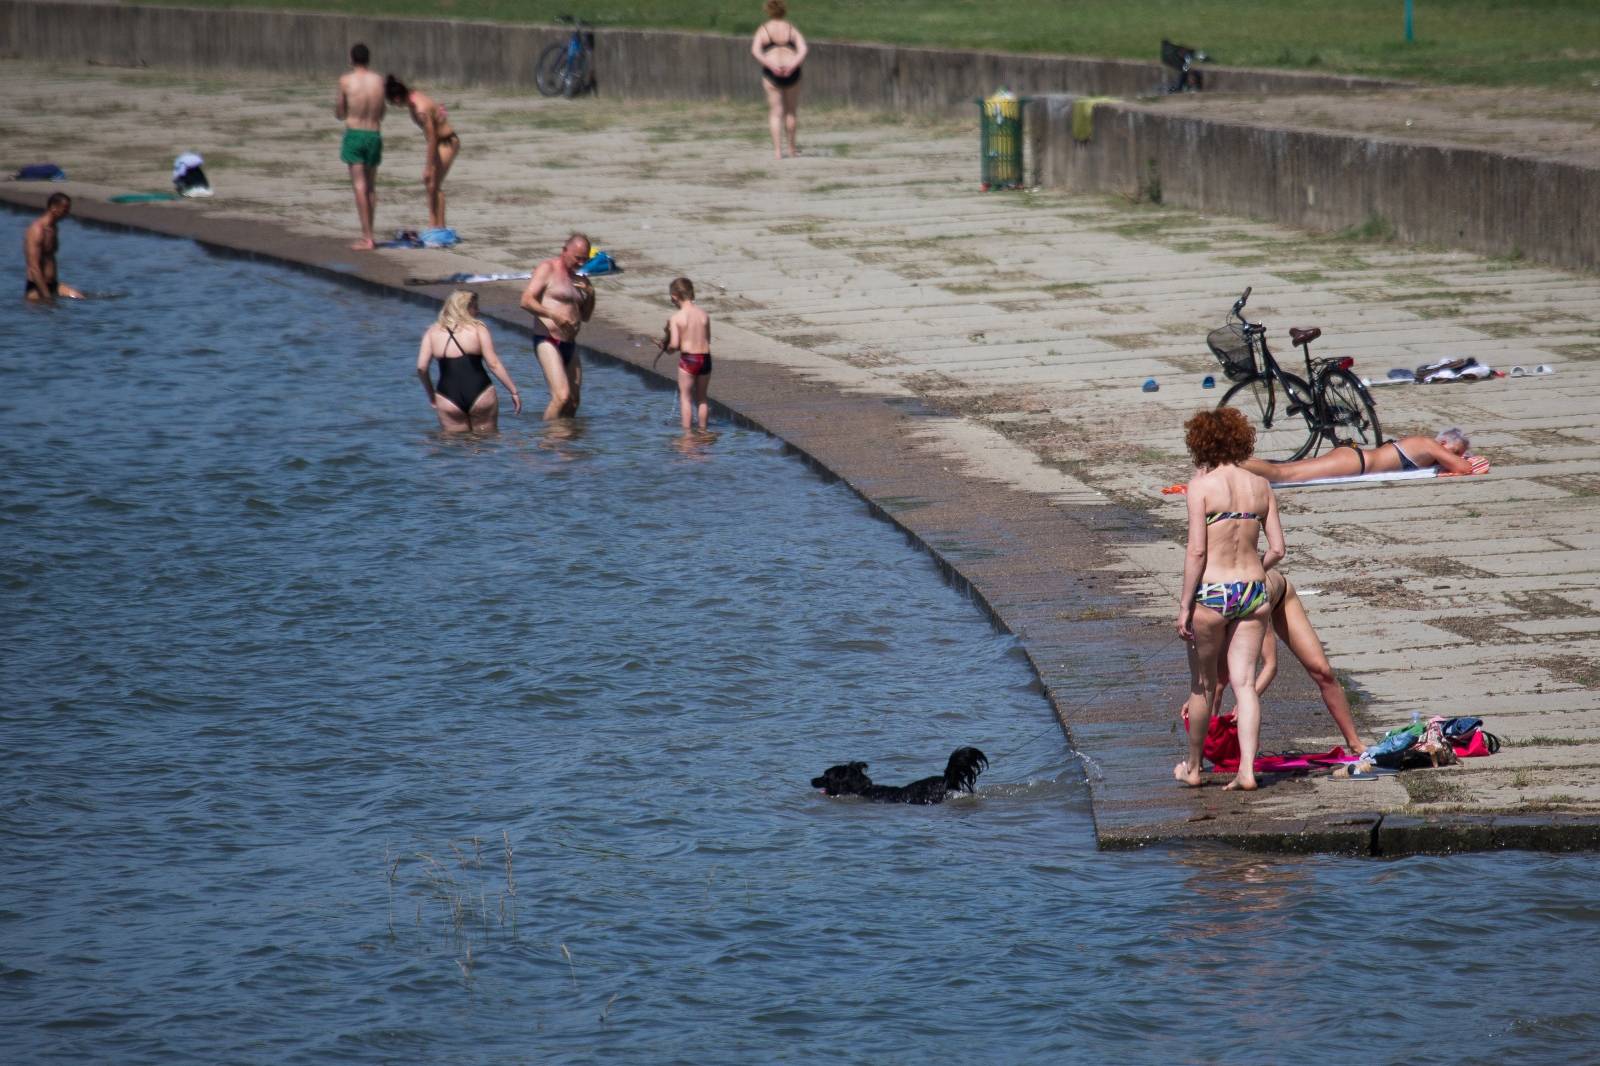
[[1360, 715, 1500, 771], [1414, 357, 1493, 383]]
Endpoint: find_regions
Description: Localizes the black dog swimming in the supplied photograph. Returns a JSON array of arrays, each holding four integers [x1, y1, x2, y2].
[[810, 746, 988, 805]]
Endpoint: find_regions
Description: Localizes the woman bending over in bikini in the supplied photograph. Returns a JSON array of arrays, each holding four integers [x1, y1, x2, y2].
[[1242, 428, 1473, 483], [416, 290, 520, 433], [1176, 407, 1286, 791], [1210, 570, 1366, 755], [386, 75, 460, 229]]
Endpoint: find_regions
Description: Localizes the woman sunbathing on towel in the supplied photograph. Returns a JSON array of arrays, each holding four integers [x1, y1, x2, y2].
[[1242, 428, 1472, 483]]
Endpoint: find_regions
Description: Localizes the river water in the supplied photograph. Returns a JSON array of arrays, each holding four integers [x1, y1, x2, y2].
[[3, 216, 1598, 1064]]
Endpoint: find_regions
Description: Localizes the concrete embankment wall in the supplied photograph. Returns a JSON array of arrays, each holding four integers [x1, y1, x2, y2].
[[1028, 94, 1600, 274], [0, 0, 1393, 114], [9, 3, 1586, 270]]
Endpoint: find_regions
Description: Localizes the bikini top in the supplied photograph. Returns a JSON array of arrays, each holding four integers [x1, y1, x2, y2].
[[1205, 511, 1261, 525], [760, 23, 795, 52]]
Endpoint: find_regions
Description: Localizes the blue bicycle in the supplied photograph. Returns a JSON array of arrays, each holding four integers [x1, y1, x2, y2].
[[536, 16, 595, 98]]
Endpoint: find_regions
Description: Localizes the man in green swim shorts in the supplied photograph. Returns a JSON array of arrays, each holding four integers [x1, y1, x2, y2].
[[334, 42, 386, 249], [340, 128, 382, 169]]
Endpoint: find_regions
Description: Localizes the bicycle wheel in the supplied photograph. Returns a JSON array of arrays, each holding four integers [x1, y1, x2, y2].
[[1219, 371, 1317, 461], [535, 42, 569, 97], [562, 47, 592, 97], [1311, 368, 1383, 456]]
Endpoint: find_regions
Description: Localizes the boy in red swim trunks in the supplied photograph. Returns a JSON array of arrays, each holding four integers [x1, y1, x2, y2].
[[665, 277, 712, 431]]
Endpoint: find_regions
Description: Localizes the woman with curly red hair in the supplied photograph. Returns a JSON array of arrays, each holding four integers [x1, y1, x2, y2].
[[1175, 407, 1285, 791]]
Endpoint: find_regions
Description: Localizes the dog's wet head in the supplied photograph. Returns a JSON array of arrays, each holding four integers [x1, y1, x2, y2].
[[812, 761, 872, 796]]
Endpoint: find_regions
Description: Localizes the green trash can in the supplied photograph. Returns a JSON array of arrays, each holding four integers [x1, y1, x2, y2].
[[978, 91, 1026, 190]]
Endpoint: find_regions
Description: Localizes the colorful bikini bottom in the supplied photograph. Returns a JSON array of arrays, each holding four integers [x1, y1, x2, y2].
[[1196, 579, 1268, 620]]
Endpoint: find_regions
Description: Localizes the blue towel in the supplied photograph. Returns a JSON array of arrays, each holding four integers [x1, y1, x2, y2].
[[14, 163, 66, 181], [420, 227, 459, 248]]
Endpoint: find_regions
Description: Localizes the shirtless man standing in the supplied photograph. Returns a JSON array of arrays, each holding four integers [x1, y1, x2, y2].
[[334, 43, 386, 250], [23, 193, 83, 304], [519, 233, 595, 419]]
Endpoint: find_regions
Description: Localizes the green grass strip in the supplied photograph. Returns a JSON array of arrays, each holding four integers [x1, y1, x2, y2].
[[132, 0, 1600, 90]]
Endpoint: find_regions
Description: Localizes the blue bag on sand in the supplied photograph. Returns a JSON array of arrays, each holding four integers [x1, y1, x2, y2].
[[576, 250, 617, 276], [420, 227, 459, 248], [14, 164, 66, 181]]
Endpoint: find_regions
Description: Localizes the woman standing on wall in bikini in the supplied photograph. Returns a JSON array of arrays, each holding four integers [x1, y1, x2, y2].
[[751, 0, 808, 160], [1176, 407, 1285, 791], [385, 75, 459, 229]]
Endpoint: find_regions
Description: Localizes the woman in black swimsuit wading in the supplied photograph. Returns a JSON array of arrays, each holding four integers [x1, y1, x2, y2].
[[416, 290, 522, 433], [751, 0, 808, 159]]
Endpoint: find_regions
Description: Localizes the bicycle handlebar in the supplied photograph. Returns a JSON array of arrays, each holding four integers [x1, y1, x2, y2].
[[1228, 286, 1265, 335]]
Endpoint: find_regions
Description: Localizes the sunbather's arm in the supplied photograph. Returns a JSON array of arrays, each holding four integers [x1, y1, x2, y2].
[[790, 29, 809, 69], [416, 334, 436, 406], [1176, 479, 1208, 640], [1430, 441, 1475, 475], [23, 224, 51, 300], [1261, 489, 1286, 572], [421, 109, 440, 177], [478, 327, 521, 415]]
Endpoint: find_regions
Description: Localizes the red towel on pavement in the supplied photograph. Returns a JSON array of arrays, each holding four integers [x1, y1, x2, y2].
[[1182, 707, 1353, 773]]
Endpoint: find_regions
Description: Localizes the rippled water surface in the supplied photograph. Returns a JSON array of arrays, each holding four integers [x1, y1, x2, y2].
[[4, 217, 1599, 1064]]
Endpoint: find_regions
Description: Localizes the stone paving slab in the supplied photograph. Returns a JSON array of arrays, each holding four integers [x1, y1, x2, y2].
[[6, 58, 1599, 850]]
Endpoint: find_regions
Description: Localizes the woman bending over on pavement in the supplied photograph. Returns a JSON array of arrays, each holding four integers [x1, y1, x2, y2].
[[1176, 407, 1285, 791], [751, 0, 808, 159], [1212, 570, 1366, 755], [416, 290, 520, 433], [386, 75, 460, 229], [1243, 428, 1473, 483]]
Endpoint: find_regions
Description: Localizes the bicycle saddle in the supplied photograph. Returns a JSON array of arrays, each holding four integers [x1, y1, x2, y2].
[[1289, 327, 1322, 347]]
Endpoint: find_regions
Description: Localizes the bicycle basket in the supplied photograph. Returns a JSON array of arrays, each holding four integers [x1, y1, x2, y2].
[[1207, 322, 1257, 381]]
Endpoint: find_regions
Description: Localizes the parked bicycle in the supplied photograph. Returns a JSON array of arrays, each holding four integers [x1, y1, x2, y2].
[[1210, 287, 1382, 460], [536, 15, 596, 98], [1160, 39, 1209, 93]]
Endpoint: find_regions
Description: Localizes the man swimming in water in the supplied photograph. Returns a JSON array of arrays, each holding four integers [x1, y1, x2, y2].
[[334, 42, 386, 250], [23, 193, 83, 304], [519, 233, 595, 419]]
